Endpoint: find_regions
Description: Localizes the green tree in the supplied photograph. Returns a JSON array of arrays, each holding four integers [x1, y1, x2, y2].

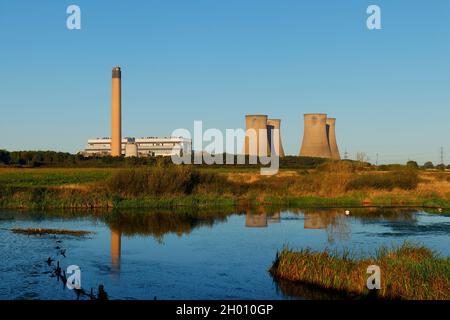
[[423, 161, 434, 169], [0, 150, 11, 164], [406, 161, 419, 170]]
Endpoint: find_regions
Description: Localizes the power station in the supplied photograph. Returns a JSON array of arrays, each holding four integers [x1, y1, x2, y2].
[[299, 113, 340, 159], [84, 67, 343, 160], [243, 115, 286, 157], [83, 67, 192, 157]]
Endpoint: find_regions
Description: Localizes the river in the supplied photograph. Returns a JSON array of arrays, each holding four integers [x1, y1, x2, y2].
[[0, 207, 449, 300]]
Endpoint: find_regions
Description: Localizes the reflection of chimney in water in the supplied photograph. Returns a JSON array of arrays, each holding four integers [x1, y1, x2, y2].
[[111, 229, 121, 274]]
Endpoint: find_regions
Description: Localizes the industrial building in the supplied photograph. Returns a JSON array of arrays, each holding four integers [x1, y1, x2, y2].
[[243, 115, 285, 157], [83, 137, 192, 157], [299, 113, 341, 159], [86, 67, 343, 160], [82, 67, 192, 158]]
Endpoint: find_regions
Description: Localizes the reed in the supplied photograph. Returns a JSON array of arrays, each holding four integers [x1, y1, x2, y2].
[[269, 242, 450, 300]]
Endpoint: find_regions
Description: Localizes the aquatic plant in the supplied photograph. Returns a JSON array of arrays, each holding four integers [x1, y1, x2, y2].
[[269, 242, 450, 300]]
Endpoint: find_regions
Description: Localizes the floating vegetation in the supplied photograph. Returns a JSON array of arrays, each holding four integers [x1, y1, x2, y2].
[[11, 228, 93, 236]]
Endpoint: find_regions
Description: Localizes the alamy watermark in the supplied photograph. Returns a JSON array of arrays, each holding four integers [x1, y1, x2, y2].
[[170, 121, 280, 176], [66, 5, 81, 30], [66, 265, 81, 290], [367, 5, 382, 30], [366, 265, 381, 290]]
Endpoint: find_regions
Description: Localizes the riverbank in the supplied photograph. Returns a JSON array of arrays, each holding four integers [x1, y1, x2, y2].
[[0, 165, 449, 210], [269, 243, 450, 300]]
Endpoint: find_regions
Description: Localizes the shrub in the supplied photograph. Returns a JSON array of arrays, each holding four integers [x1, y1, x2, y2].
[[105, 163, 243, 197], [406, 161, 419, 170], [0, 150, 10, 165], [423, 161, 434, 169], [346, 170, 419, 191]]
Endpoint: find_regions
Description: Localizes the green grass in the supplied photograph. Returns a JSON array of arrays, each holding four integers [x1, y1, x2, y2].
[[263, 195, 365, 207], [0, 165, 449, 210], [0, 168, 113, 187], [269, 242, 450, 300]]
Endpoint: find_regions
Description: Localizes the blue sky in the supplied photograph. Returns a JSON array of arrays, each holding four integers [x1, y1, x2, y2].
[[0, 0, 449, 164]]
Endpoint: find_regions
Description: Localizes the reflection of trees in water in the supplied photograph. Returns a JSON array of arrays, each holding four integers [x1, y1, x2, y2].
[[290, 207, 422, 244], [273, 278, 349, 300], [354, 207, 418, 224], [103, 208, 234, 243]]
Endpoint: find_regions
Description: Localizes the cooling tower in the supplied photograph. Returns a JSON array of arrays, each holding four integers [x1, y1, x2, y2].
[[111, 67, 122, 157], [243, 115, 270, 156], [326, 118, 341, 160], [299, 114, 332, 158], [267, 119, 285, 157]]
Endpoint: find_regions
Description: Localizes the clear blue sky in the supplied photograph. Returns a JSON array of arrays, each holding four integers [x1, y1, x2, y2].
[[0, 0, 449, 164]]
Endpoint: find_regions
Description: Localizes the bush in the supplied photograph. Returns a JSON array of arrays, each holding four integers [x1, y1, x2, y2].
[[406, 161, 419, 170], [0, 150, 10, 165], [423, 161, 434, 169], [346, 170, 419, 191], [105, 163, 242, 197]]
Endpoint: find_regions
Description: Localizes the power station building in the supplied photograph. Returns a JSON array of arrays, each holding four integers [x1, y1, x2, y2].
[[83, 137, 192, 157], [82, 66, 192, 158], [299, 113, 341, 159]]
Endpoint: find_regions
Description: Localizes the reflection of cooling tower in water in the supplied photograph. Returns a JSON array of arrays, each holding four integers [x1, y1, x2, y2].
[[268, 212, 281, 224], [299, 114, 332, 158], [303, 210, 337, 229], [326, 118, 341, 160], [111, 229, 121, 274], [243, 115, 270, 157], [267, 119, 285, 157], [245, 211, 268, 228], [111, 67, 122, 157]]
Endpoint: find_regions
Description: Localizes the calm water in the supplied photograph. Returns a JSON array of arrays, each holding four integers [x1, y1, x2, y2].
[[0, 207, 449, 300]]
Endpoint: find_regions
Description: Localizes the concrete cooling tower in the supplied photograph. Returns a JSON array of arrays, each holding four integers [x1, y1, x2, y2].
[[111, 67, 122, 157], [299, 114, 332, 158], [326, 118, 341, 160], [267, 119, 285, 157], [243, 115, 270, 157]]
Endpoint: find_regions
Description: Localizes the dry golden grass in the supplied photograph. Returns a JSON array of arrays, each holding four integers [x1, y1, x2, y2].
[[226, 170, 300, 184]]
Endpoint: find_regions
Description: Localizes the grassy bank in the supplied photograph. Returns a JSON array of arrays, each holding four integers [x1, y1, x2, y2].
[[0, 163, 449, 210], [269, 243, 450, 300]]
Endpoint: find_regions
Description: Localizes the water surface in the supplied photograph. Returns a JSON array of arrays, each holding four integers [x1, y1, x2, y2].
[[0, 207, 449, 300]]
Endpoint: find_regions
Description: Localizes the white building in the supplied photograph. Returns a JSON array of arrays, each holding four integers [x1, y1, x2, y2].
[[82, 137, 192, 157]]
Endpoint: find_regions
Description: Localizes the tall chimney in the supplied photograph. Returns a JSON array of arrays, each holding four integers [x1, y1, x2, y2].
[[267, 119, 285, 157], [326, 118, 341, 160], [299, 113, 332, 158], [111, 67, 122, 157]]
